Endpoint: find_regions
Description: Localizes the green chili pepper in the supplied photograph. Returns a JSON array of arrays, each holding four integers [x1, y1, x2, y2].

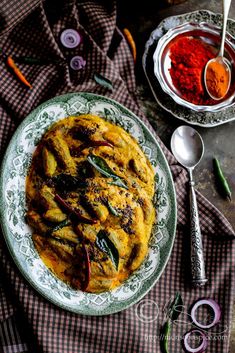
[[166, 292, 183, 321], [161, 320, 171, 353], [13, 56, 63, 65], [160, 292, 183, 353], [94, 73, 113, 91], [87, 154, 128, 189], [213, 158, 232, 201], [14, 56, 44, 65]]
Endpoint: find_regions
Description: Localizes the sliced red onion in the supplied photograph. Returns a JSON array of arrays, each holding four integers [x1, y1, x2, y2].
[[191, 299, 221, 329], [183, 329, 208, 353], [70, 56, 86, 71], [60, 29, 82, 48]]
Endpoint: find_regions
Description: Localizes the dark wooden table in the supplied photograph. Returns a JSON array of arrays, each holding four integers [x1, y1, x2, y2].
[[118, 0, 235, 351]]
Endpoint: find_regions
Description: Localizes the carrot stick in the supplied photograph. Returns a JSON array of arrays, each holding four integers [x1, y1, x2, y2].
[[6, 56, 32, 88], [123, 28, 137, 63]]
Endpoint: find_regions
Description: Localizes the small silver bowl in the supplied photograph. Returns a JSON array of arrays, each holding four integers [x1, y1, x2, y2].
[[153, 22, 235, 112]]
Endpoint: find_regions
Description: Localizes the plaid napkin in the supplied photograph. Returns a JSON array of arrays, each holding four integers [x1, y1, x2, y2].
[[0, 1, 234, 353]]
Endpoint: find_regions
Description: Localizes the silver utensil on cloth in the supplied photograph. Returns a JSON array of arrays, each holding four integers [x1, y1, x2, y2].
[[204, 0, 232, 100], [171, 126, 208, 287]]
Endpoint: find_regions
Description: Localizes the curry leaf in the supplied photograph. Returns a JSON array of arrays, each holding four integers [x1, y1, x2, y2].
[[47, 219, 71, 236], [96, 230, 119, 270], [107, 179, 128, 189], [107, 201, 120, 216], [94, 73, 113, 91], [87, 154, 114, 177], [87, 154, 128, 189]]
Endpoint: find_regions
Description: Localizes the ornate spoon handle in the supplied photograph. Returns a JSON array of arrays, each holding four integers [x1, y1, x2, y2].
[[189, 169, 208, 287], [219, 0, 232, 57]]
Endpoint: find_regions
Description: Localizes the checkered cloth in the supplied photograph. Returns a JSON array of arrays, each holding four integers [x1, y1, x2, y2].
[[0, 1, 234, 353]]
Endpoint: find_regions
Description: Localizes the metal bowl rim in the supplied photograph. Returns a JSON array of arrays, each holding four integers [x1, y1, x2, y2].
[[153, 21, 235, 112]]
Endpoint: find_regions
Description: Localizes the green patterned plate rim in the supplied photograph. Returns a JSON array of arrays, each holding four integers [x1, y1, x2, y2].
[[0, 92, 177, 315]]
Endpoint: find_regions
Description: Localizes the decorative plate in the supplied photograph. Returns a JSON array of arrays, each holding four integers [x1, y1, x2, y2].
[[143, 10, 235, 127], [0, 93, 177, 315]]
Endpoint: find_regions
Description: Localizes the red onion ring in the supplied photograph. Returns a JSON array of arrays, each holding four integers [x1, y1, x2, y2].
[[183, 329, 208, 353], [60, 29, 82, 48], [191, 299, 221, 329], [70, 56, 86, 71]]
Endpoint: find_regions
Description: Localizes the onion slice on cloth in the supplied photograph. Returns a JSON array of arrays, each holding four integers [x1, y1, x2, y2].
[[183, 329, 208, 353], [191, 299, 221, 329]]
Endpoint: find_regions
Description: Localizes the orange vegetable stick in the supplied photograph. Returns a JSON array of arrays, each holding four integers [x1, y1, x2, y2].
[[6, 56, 32, 88], [123, 28, 137, 63]]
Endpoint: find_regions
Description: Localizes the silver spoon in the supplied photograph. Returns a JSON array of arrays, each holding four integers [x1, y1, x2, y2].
[[204, 0, 232, 100], [171, 126, 208, 287]]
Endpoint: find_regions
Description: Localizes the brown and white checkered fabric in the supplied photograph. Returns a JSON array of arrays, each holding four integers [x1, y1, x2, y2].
[[0, 1, 234, 352]]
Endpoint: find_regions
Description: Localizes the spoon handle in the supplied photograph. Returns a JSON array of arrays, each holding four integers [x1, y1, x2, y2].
[[188, 169, 208, 287], [219, 0, 232, 57]]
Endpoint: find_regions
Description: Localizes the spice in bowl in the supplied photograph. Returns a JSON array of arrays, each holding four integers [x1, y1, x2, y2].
[[205, 59, 231, 100], [169, 37, 216, 105]]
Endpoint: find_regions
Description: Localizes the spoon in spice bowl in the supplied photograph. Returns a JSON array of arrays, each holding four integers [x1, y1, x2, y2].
[[204, 0, 232, 100], [171, 126, 208, 287]]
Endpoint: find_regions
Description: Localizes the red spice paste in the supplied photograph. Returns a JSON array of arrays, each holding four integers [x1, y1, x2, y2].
[[169, 37, 215, 105]]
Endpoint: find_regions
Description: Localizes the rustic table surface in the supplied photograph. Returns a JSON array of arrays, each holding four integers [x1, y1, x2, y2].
[[118, 0, 235, 351]]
